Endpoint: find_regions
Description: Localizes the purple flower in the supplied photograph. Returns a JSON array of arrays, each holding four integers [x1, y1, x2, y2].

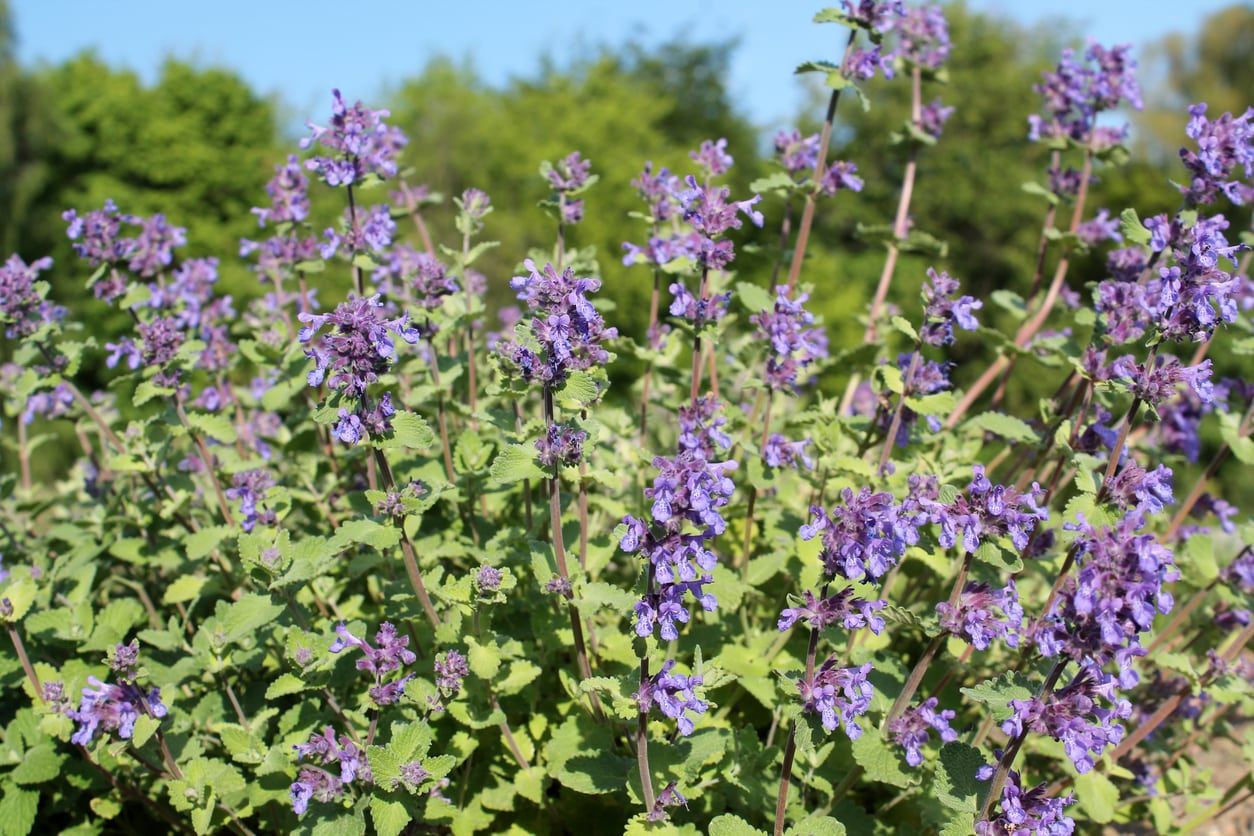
[[1177, 103, 1254, 206], [635, 659, 707, 736], [20, 384, 74, 426], [0, 255, 61, 339], [1110, 354, 1213, 406], [330, 621, 416, 677], [535, 423, 587, 469], [751, 286, 828, 392], [253, 155, 310, 227], [1028, 43, 1141, 145], [1003, 665, 1130, 773], [458, 188, 492, 222], [763, 434, 815, 470], [675, 175, 763, 268], [1105, 462, 1174, 515], [225, 469, 276, 532], [774, 130, 821, 175], [819, 161, 864, 196], [434, 650, 469, 697], [299, 295, 418, 398], [630, 162, 682, 222], [301, 89, 407, 186], [934, 465, 1048, 554], [842, 45, 895, 81], [68, 675, 167, 746], [135, 317, 185, 370], [668, 282, 730, 329], [1035, 513, 1177, 686], [677, 396, 733, 459], [895, 4, 950, 70], [544, 151, 592, 192], [475, 565, 502, 593], [937, 581, 1024, 650], [648, 782, 688, 822], [918, 98, 955, 139], [777, 588, 886, 634], [63, 200, 129, 270], [1076, 209, 1122, 248], [374, 246, 459, 313], [800, 488, 920, 582], [975, 770, 1076, 835], [689, 138, 732, 178], [291, 726, 371, 815], [798, 659, 874, 739], [888, 697, 958, 767], [126, 214, 187, 278], [840, 0, 904, 32], [920, 268, 981, 346]]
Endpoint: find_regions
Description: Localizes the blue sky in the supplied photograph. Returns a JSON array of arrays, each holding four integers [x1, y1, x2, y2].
[[12, 0, 1228, 131]]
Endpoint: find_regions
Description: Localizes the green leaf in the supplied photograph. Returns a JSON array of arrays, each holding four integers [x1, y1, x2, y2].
[[134, 380, 174, 406], [1218, 411, 1254, 464], [185, 412, 237, 444], [218, 724, 267, 765], [9, 744, 62, 784], [933, 743, 984, 813], [0, 786, 37, 836], [543, 715, 630, 795], [974, 541, 1023, 573], [965, 411, 1038, 443], [0, 576, 36, 623], [370, 797, 411, 836], [265, 673, 308, 699], [1119, 208, 1151, 246], [131, 715, 160, 749], [186, 525, 232, 561], [990, 289, 1028, 320], [709, 813, 768, 835], [1074, 771, 1119, 823], [850, 728, 914, 788], [487, 444, 545, 486], [222, 593, 285, 644], [89, 796, 122, 820], [1020, 181, 1060, 205], [890, 315, 919, 342], [333, 518, 402, 551], [786, 816, 846, 836], [556, 370, 603, 407], [961, 672, 1034, 722], [162, 575, 208, 605], [191, 794, 215, 836], [374, 411, 435, 451], [737, 282, 774, 314]]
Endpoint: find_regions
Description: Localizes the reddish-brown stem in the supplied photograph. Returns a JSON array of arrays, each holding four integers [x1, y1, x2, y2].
[[636, 563, 658, 815], [738, 391, 774, 570], [978, 660, 1067, 822], [16, 419, 31, 491], [372, 448, 441, 628], [491, 693, 530, 770], [425, 339, 458, 483], [7, 624, 42, 701], [785, 30, 856, 292], [775, 611, 824, 835]]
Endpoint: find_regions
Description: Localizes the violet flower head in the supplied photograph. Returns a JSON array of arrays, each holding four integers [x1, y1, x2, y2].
[[774, 129, 821, 175], [777, 587, 886, 635], [677, 395, 733, 459], [1076, 209, 1122, 249], [301, 89, 407, 186], [501, 259, 617, 386], [20, 384, 74, 426], [544, 151, 592, 192], [675, 175, 763, 268], [374, 246, 459, 312], [819, 160, 864, 196], [291, 726, 372, 815], [763, 434, 815, 471], [888, 696, 958, 767], [109, 640, 141, 681], [434, 649, 469, 697], [298, 295, 419, 398], [1142, 213, 1242, 343], [1105, 462, 1174, 515], [1002, 665, 1131, 773], [0, 255, 61, 339], [475, 565, 503, 594], [648, 782, 688, 823], [920, 268, 981, 346], [843, 45, 895, 81], [126, 213, 187, 278], [690, 138, 733, 178], [798, 659, 874, 739], [918, 99, 955, 140], [668, 282, 731, 329], [1110, 354, 1213, 406], [936, 465, 1048, 554], [631, 162, 682, 222], [1028, 43, 1141, 145], [894, 4, 950, 70], [974, 770, 1076, 836], [253, 155, 311, 228], [840, 0, 904, 32], [936, 580, 1025, 650], [800, 488, 920, 581], [750, 286, 828, 392], [1178, 103, 1254, 206], [1035, 513, 1177, 686], [68, 643, 167, 747], [635, 659, 707, 736], [535, 422, 587, 469], [225, 469, 277, 532]]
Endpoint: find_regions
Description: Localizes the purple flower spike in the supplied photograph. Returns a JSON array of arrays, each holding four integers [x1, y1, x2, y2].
[[1178, 104, 1254, 206], [888, 697, 958, 767], [920, 268, 981, 346], [635, 660, 707, 736], [798, 658, 874, 739], [975, 770, 1076, 835], [936, 580, 1024, 650], [751, 286, 828, 392], [800, 488, 921, 581], [1002, 665, 1131, 774], [301, 89, 407, 186]]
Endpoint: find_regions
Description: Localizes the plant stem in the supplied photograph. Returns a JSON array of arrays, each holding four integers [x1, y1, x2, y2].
[[425, 338, 458, 483], [977, 660, 1067, 823], [372, 448, 441, 628], [636, 563, 658, 816], [738, 390, 774, 571], [1164, 403, 1252, 541], [774, 586, 826, 835], [785, 30, 856, 292], [461, 228, 480, 427], [7, 624, 42, 701], [16, 419, 31, 491], [174, 395, 236, 527], [878, 348, 922, 473], [639, 266, 662, 440]]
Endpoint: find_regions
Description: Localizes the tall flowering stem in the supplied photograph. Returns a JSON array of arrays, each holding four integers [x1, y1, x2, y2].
[[371, 449, 441, 628], [774, 599, 825, 836]]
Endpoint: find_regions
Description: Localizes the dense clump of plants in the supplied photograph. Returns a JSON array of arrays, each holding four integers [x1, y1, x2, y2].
[[1, 2, 1251, 834]]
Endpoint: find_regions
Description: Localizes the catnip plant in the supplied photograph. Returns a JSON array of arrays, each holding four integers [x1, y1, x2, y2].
[[0, 1, 1251, 834]]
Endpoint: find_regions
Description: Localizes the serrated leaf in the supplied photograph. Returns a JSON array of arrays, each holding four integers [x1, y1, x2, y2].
[[131, 715, 160, 749], [1119, 208, 1151, 247], [1074, 770, 1119, 823], [9, 744, 62, 784], [185, 412, 237, 444], [851, 728, 913, 788], [370, 797, 411, 836], [222, 593, 284, 644], [890, 315, 919, 342], [374, 411, 434, 451], [737, 282, 774, 314], [933, 743, 984, 813], [162, 575, 208, 605], [961, 672, 1034, 722], [709, 813, 768, 835], [487, 444, 545, 486], [966, 412, 1038, 443], [333, 518, 402, 551], [265, 673, 308, 699]]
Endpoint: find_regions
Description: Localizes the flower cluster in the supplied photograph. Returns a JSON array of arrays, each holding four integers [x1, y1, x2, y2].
[[1104, 462, 1173, 515], [774, 129, 821, 175], [225, 469, 277, 532], [298, 296, 419, 444], [1178, 103, 1253, 206], [499, 259, 617, 386], [374, 246, 459, 314], [301, 89, 407, 186], [798, 659, 874, 739], [1110, 354, 1212, 406], [290, 727, 371, 815], [920, 268, 981, 346], [894, 3, 950, 70], [329, 621, 417, 706], [800, 488, 920, 581], [888, 696, 958, 766], [542, 151, 594, 225], [777, 588, 886, 634], [0, 255, 62, 338], [1028, 43, 1142, 147], [535, 423, 587, 469], [1002, 666, 1131, 773], [936, 581, 1024, 650], [975, 770, 1076, 835], [763, 434, 814, 470], [252, 155, 311, 227], [677, 395, 733, 458], [927, 465, 1047, 555], [751, 286, 828, 391], [634, 660, 708, 736], [67, 643, 167, 746], [1035, 513, 1177, 685]]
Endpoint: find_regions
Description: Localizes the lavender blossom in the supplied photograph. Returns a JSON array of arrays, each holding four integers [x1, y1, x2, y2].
[[1028, 43, 1141, 145], [1105, 462, 1174, 515], [0, 255, 62, 339], [751, 286, 828, 391], [918, 99, 955, 140], [301, 89, 407, 186], [936, 580, 1025, 650], [774, 130, 821, 175], [535, 423, 587, 469], [635, 660, 707, 736], [798, 659, 874, 739], [819, 161, 864, 196], [1002, 666, 1130, 773], [253, 155, 311, 227], [763, 434, 815, 470], [935, 466, 1048, 554], [975, 770, 1076, 835], [777, 588, 886, 634], [330, 621, 416, 706], [800, 488, 920, 581], [291, 727, 371, 815], [1178, 104, 1254, 206], [894, 4, 950, 70], [1110, 354, 1213, 406], [677, 396, 733, 458], [68, 644, 167, 746], [690, 138, 732, 178], [920, 268, 981, 346], [225, 469, 277, 532], [888, 697, 958, 767]]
